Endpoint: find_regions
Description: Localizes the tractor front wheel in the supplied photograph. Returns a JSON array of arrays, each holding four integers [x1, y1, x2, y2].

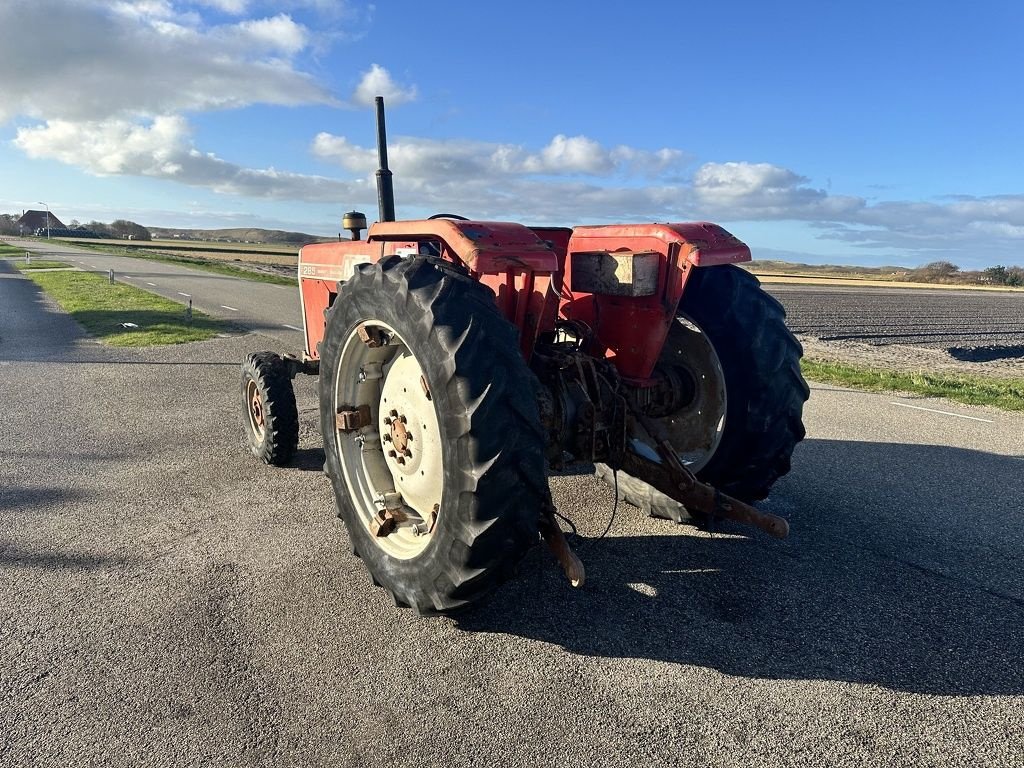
[[319, 256, 546, 614], [241, 352, 299, 466]]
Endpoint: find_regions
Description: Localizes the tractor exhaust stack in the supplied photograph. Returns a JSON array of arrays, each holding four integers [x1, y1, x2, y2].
[[374, 96, 396, 223]]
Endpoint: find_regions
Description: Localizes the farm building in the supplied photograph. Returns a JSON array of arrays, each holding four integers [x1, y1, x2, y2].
[[17, 209, 66, 234]]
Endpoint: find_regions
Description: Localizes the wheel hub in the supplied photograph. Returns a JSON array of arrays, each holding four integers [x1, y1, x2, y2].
[[247, 380, 265, 436], [378, 352, 442, 504], [385, 412, 411, 456]]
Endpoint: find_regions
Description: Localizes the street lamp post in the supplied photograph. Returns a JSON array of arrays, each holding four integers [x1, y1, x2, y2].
[[37, 201, 50, 239]]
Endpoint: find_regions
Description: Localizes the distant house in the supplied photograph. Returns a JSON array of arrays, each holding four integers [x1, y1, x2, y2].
[[17, 209, 66, 234]]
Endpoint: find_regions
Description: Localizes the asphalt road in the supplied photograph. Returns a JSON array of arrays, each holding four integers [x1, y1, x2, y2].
[[2, 254, 1023, 767], [5, 238, 304, 346]]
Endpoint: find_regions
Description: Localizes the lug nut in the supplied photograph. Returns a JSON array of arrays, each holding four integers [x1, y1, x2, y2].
[[389, 409, 398, 418], [383, 416, 392, 426], [396, 456, 406, 465], [404, 449, 412, 458], [387, 450, 397, 458], [383, 434, 392, 443]]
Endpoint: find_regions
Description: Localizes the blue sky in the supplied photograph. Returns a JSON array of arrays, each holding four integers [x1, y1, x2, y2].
[[2, 0, 1023, 268]]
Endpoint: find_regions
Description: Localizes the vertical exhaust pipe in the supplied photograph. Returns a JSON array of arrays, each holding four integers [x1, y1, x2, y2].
[[375, 96, 396, 223]]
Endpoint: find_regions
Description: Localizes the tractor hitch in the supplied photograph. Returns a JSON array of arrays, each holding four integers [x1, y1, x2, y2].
[[625, 409, 789, 539], [539, 509, 585, 588], [619, 451, 790, 539]]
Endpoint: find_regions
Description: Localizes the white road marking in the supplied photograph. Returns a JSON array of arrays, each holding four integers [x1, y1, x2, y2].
[[220, 305, 239, 312], [145, 282, 157, 286], [177, 292, 191, 297], [123, 275, 134, 279], [282, 324, 303, 332], [889, 401, 993, 423]]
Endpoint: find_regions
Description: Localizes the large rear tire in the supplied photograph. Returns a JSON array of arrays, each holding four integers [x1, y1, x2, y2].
[[319, 256, 546, 614], [596, 265, 808, 522]]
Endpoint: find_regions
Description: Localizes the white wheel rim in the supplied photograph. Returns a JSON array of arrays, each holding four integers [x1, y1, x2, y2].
[[333, 321, 443, 559]]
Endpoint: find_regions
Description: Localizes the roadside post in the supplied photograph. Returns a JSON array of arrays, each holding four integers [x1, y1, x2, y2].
[[187, 298, 193, 326], [108, 269, 114, 284]]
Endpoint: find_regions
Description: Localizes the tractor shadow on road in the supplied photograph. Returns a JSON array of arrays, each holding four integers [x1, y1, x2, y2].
[[459, 438, 1024, 697]]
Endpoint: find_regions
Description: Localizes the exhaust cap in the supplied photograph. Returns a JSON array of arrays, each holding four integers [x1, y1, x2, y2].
[[342, 211, 367, 240]]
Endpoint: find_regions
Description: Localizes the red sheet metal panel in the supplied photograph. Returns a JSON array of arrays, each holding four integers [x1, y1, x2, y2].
[[558, 223, 750, 381]]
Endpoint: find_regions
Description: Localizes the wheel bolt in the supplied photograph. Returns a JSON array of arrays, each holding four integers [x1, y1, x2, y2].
[[383, 434, 392, 442], [383, 416, 392, 426], [396, 456, 406, 465], [404, 449, 412, 458], [390, 409, 398, 418], [387, 450, 397, 458]]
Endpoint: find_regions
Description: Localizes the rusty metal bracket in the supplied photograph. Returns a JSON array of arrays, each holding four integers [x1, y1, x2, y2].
[[370, 509, 397, 537], [336, 403, 371, 432], [283, 354, 319, 379], [369, 493, 408, 537], [356, 323, 386, 347], [539, 510, 585, 587]]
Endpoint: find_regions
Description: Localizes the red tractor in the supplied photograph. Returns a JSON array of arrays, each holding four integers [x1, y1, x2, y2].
[[242, 98, 808, 613]]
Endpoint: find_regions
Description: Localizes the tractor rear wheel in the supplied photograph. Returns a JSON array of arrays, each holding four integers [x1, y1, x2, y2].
[[596, 265, 808, 522], [241, 352, 299, 466], [319, 256, 546, 614]]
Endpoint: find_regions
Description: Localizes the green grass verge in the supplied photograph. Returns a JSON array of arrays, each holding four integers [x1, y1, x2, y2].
[[68, 242, 295, 286], [0, 243, 25, 256], [801, 358, 1024, 412], [11, 259, 72, 270], [22, 269, 224, 346]]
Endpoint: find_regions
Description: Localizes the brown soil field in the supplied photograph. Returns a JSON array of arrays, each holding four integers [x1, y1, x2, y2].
[[765, 284, 1024, 378]]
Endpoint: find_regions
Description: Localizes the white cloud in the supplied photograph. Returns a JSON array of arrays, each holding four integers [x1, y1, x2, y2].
[[692, 161, 863, 220], [352, 64, 418, 107], [196, 0, 249, 13], [15, 116, 190, 175], [235, 13, 308, 54], [309, 131, 694, 221], [14, 117, 361, 203], [523, 135, 613, 175], [311, 132, 688, 179], [0, 1, 333, 123]]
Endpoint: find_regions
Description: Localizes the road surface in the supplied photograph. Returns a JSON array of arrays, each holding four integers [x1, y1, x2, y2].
[[6, 238, 304, 345], [1, 256, 1022, 766]]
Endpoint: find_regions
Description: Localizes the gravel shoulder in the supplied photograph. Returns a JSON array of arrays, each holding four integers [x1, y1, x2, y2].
[[799, 335, 1024, 378]]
